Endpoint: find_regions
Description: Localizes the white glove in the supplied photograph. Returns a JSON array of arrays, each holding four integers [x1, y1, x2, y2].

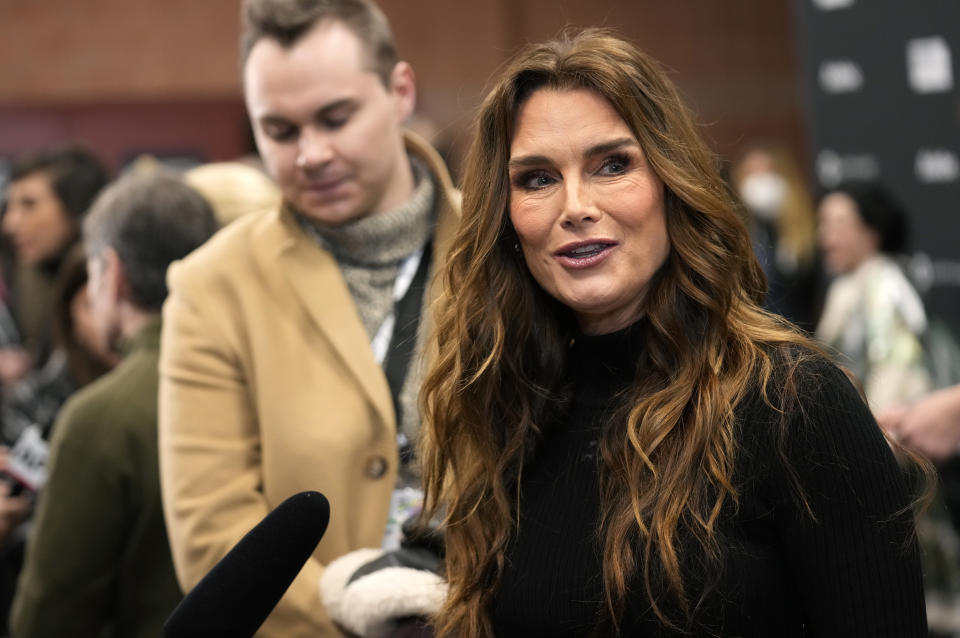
[[319, 548, 447, 638]]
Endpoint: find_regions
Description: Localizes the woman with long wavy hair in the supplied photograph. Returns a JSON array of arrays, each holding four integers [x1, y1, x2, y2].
[[418, 29, 927, 637]]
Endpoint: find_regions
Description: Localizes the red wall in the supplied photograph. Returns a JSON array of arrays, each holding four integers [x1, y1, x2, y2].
[[0, 1, 807, 176]]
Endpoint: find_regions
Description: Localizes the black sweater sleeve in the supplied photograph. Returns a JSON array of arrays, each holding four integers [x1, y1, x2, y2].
[[762, 360, 927, 637]]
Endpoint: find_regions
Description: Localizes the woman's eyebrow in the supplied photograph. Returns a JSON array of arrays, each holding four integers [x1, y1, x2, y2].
[[507, 154, 550, 170], [583, 137, 637, 158], [508, 137, 638, 170]]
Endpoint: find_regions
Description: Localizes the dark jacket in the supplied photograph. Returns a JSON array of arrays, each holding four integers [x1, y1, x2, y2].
[[11, 317, 182, 638]]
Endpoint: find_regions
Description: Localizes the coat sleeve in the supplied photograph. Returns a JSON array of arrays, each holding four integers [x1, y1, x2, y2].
[[158, 259, 330, 637], [10, 400, 127, 637], [767, 360, 927, 637]]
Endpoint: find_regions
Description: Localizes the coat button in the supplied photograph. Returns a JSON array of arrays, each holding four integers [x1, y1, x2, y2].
[[365, 456, 388, 479]]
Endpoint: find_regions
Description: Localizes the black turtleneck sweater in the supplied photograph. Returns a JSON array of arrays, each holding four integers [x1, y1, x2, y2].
[[490, 323, 926, 637]]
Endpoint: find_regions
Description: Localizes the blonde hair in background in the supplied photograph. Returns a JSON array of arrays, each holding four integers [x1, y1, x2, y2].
[[731, 142, 818, 271], [183, 162, 281, 227]]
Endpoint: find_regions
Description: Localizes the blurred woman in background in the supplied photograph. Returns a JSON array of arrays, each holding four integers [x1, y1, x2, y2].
[[2, 248, 118, 445], [0, 248, 118, 636], [731, 142, 820, 331], [815, 182, 930, 412], [0, 146, 112, 636], [815, 181, 960, 635], [182, 160, 280, 228], [0, 146, 109, 385]]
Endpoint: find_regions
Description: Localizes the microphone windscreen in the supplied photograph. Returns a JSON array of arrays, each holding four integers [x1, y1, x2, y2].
[[163, 490, 330, 638]]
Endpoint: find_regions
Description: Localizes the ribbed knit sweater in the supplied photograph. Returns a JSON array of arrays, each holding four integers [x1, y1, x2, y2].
[[490, 322, 926, 637]]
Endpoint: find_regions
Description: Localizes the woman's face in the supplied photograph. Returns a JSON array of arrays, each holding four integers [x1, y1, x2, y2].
[[3, 172, 76, 265], [735, 149, 787, 220], [817, 191, 879, 275], [508, 88, 670, 335]]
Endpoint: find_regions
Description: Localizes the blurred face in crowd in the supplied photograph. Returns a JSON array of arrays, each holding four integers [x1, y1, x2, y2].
[[735, 149, 787, 221], [508, 88, 670, 336], [3, 172, 77, 265], [737, 149, 776, 176], [244, 19, 415, 225], [817, 191, 880, 275]]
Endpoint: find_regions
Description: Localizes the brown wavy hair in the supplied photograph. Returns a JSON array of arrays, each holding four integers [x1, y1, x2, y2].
[[420, 29, 847, 636]]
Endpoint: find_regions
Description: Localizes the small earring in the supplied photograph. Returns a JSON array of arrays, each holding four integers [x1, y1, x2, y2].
[[513, 242, 520, 252]]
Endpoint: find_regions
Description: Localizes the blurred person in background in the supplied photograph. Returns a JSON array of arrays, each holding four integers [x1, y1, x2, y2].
[[880, 384, 960, 463], [11, 173, 218, 638], [183, 160, 281, 227], [0, 252, 120, 635], [0, 150, 113, 636], [0, 147, 109, 386], [880, 382, 960, 583], [815, 181, 960, 635], [731, 142, 820, 331], [2, 249, 119, 447], [815, 182, 930, 412], [158, 0, 460, 635]]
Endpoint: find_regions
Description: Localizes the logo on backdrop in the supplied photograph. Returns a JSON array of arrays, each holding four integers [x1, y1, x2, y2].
[[909, 252, 960, 292], [819, 60, 865, 93], [812, 0, 854, 11], [906, 37, 954, 94], [816, 149, 880, 187], [916, 149, 960, 183]]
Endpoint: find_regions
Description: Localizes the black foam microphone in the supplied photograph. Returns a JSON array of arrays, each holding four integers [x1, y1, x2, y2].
[[164, 490, 330, 638]]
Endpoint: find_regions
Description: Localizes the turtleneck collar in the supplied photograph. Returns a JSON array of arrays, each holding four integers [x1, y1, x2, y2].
[[295, 155, 435, 267], [568, 317, 647, 399]]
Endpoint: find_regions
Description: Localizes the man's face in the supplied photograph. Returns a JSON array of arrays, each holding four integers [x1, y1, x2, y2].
[[244, 20, 415, 225]]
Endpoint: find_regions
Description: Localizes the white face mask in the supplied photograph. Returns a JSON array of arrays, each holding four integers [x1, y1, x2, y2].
[[739, 172, 787, 221]]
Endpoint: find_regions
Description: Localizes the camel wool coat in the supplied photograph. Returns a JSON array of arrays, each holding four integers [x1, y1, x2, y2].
[[158, 132, 459, 637]]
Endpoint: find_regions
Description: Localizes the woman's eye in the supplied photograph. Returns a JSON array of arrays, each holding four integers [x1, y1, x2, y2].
[[516, 171, 555, 190], [599, 154, 630, 176]]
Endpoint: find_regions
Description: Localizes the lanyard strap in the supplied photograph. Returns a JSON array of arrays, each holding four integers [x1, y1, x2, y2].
[[382, 241, 433, 460], [371, 247, 424, 365]]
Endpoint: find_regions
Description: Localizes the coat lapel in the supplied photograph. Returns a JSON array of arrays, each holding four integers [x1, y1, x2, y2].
[[248, 131, 461, 439], [254, 206, 396, 434]]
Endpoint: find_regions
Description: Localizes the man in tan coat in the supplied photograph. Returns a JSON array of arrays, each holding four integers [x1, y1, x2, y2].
[[158, 1, 459, 636]]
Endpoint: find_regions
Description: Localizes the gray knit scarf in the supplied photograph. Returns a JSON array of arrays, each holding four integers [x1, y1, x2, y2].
[[296, 155, 436, 485]]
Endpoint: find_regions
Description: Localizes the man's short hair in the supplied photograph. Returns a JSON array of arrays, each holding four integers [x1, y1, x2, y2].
[[9, 145, 110, 220], [241, 0, 398, 86], [83, 173, 219, 312]]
